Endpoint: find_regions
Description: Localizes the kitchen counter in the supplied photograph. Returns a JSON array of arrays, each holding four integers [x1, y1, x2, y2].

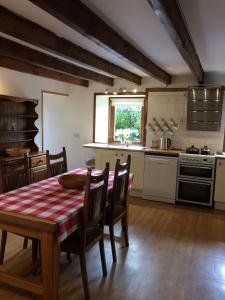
[[83, 143, 146, 152], [83, 143, 183, 156], [215, 153, 225, 159]]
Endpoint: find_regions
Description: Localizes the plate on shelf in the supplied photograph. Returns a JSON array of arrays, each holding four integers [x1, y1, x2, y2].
[[6, 148, 30, 157]]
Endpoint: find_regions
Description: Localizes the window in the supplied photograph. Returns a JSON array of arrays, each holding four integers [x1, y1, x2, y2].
[[108, 97, 146, 144]]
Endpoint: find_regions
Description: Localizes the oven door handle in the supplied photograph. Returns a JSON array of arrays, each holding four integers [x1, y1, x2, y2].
[[178, 179, 212, 186], [178, 164, 213, 170]]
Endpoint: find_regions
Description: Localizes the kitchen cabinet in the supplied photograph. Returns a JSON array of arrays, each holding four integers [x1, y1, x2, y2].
[[30, 154, 47, 183], [30, 166, 47, 183], [214, 158, 225, 210], [95, 149, 144, 196]]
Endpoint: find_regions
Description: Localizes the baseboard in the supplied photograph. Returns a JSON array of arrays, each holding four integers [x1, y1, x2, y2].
[[142, 194, 175, 204], [214, 201, 225, 211], [130, 189, 142, 197]]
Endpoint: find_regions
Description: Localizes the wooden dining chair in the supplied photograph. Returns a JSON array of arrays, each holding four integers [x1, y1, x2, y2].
[[61, 163, 109, 299], [46, 146, 67, 178], [104, 155, 131, 262], [0, 154, 35, 264]]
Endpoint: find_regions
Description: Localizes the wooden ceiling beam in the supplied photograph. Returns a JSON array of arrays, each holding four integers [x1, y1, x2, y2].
[[0, 36, 113, 86], [147, 0, 204, 83], [0, 5, 141, 85], [28, 0, 171, 84], [0, 55, 89, 87]]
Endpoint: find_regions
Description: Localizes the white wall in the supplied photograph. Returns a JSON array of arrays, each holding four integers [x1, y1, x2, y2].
[[0, 67, 70, 148], [95, 95, 109, 143]]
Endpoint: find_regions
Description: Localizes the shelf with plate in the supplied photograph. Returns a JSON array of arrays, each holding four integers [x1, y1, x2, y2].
[[0, 95, 39, 156], [0, 95, 48, 191]]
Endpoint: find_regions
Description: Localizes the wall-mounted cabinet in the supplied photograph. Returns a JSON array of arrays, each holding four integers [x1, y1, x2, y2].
[[187, 86, 224, 131]]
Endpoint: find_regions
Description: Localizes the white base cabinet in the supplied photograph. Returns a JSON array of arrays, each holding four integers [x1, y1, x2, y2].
[[214, 159, 225, 210], [95, 149, 144, 196]]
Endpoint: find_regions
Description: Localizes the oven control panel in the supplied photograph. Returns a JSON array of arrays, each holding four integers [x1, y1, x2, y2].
[[178, 153, 216, 164]]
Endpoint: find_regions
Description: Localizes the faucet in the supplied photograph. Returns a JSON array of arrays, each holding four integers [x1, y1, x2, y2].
[[124, 139, 129, 147]]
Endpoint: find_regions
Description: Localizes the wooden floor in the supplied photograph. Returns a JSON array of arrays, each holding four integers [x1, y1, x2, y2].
[[1, 197, 225, 300]]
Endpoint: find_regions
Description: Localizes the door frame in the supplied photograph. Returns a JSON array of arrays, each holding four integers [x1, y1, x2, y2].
[[41, 90, 69, 151]]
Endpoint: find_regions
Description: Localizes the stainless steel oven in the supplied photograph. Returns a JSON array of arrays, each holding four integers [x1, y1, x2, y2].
[[176, 154, 216, 207], [178, 163, 215, 180]]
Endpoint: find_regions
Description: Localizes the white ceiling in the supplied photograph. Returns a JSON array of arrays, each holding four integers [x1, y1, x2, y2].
[[80, 0, 190, 75], [0, 0, 224, 79], [180, 0, 225, 73]]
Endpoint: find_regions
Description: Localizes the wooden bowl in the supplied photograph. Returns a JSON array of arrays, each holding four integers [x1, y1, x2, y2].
[[6, 148, 30, 157], [58, 174, 87, 189]]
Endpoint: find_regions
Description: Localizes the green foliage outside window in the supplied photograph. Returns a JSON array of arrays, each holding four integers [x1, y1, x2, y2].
[[114, 105, 141, 142]]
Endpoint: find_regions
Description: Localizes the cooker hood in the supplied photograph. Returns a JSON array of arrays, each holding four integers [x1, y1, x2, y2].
[[187, 85, 224, 131]]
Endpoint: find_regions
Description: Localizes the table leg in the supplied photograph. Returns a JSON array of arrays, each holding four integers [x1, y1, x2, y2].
[[41, 232, 59, 300]]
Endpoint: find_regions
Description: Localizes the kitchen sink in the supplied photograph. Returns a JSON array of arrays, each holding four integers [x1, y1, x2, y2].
[[108, 144, 146, 150]]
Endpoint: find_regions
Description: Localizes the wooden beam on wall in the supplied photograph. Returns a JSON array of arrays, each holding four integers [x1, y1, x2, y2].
[[147, 0, 204, 83], [0, 5, 141, 85], [0, 36, 113, 86], [0, 55, 89, 87], [28, 0, 171, 84]]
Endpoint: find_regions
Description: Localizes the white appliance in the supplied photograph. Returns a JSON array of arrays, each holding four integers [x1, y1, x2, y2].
[[143, 155, 178, 203]]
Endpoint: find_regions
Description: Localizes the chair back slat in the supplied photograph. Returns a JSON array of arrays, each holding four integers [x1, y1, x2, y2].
[[0, 154, 30, 193], [81, 164, 109, 248], [46, 147, 67, 178], [114, 171, 127, 205], [111, 155, 131, 214]]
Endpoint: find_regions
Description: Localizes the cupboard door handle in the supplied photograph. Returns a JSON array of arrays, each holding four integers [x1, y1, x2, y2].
[[115, 153, 118, 156], [121, 154, 124, 157], [219, 162, 222, 166]]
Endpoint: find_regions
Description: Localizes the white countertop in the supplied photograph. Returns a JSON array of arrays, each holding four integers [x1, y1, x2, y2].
[[83, 143, 146, 152], [83, 143, 183, 156], [83, 143, 225, 159]]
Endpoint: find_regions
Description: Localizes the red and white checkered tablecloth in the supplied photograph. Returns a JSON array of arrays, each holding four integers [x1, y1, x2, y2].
[[0, 168, 133, 242]]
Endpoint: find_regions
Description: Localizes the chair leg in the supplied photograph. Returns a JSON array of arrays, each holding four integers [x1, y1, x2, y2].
[[99, 238, 107, 276], [79, 252, 90, 299], [109, 225, 117, 263], [0, 230, 8, 264], [66, 252, 72, 263], [122, 215, 129, 247], [32, 239, 39, 263], [23, 237, 28, 249]]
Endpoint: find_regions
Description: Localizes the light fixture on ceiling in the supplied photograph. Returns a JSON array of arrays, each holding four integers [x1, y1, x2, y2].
[[104, 87, 139, 95]]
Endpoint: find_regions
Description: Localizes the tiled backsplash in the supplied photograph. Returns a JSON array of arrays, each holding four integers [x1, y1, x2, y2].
[[146, 91, 225, 152]]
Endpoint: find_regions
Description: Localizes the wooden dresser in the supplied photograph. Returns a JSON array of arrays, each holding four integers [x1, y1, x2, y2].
[[0, 94, 47, 193], [0, 152, 48, 192]]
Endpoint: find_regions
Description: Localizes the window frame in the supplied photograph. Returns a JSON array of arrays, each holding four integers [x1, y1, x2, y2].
[[108, 96, 147, 145]]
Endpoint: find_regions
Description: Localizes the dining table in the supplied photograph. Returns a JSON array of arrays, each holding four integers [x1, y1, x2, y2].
[[0, 168, 133, 300]]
